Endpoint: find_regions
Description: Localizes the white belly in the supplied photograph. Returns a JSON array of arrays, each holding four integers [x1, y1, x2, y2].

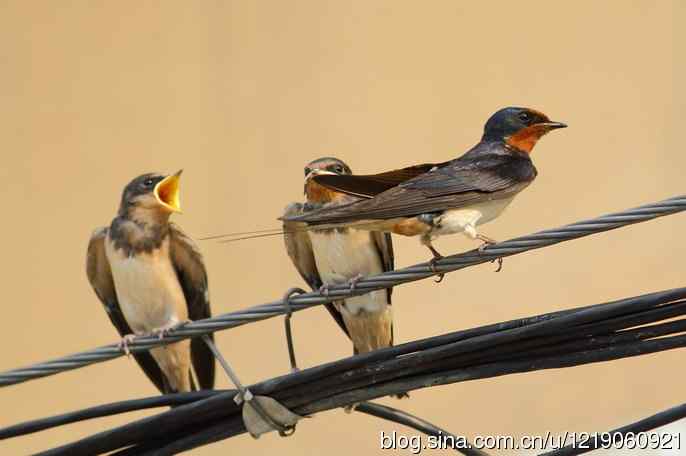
[[435, 196, 515, 237], [105, 239, 187, 334], [309, 228, 387, 315]]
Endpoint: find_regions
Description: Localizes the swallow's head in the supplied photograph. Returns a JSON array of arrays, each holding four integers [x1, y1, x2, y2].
[[118, 170, 183, 220], [303, 157, 352, 203], [482, 107, 567, 153], [303, 157, 352, 180]]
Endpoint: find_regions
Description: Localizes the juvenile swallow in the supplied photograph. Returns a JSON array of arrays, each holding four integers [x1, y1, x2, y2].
[[86, 171, 215, 393], [282, 157, 398, 356], [282, 107, 566, 274]]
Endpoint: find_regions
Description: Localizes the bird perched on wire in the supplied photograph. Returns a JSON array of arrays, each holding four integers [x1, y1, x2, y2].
[[282, 107, 566, 279], [86, 171, 215, 393], [283, 157, 400, 359]]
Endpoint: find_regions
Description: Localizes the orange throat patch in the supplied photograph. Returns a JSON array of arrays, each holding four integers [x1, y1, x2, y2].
[[505, 125, 549, 153], [305, 179, 347, 204]]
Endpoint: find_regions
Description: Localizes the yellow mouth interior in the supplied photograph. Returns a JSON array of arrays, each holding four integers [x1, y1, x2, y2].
[[154, 173, 182, 212]]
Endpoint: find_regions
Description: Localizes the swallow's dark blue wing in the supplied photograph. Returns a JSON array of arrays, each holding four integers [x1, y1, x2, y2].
[[313, 161, 449, 199], [289, 151, 536, 224], [403, 154, 537, 197]]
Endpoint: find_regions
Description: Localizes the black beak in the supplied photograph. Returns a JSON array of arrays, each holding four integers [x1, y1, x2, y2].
[[541, 121, 567, 130]]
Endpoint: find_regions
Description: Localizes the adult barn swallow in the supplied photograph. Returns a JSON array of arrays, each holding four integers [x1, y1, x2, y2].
[[86, 171, 215, 393], [283, 107, 566, 267], [282, 157, 397, 356]]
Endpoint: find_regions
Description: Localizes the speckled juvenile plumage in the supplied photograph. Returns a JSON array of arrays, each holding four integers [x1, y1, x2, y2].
[[86, 172, 215, 394], [108, 216, 170, 257], [283, 158, 396, 355]]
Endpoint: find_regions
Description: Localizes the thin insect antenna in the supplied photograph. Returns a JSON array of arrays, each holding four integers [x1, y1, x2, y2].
[[198, 228, 284, 241]]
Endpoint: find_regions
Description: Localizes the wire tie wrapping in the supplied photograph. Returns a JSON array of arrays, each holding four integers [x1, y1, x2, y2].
[[282, 287, 306, 373]]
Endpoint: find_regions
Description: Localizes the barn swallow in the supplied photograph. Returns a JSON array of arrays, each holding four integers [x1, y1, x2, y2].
[[282, 157, 399, 358], [282, 107, 566, 277], [86, 171, 215, 393]]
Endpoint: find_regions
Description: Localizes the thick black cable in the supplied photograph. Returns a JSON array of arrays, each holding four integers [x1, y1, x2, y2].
[[539, 402, 686, 456], [111, 335, 686, 455], [355, 402, 491, 456], [25, 288, 686, 455], [0, 390, 227, 440], [5, 288, 684, 444]]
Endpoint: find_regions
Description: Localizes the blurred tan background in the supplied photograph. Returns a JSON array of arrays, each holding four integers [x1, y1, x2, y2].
[[1, 1, 685, 454]]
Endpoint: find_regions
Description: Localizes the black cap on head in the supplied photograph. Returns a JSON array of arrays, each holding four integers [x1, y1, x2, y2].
[[120, 173, 166, 208], [304, 157, 352, 177], [482, 107, 565, 142]]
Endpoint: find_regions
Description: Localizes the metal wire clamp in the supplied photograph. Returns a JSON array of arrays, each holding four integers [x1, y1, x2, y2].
[[201, 335, 301, 438]]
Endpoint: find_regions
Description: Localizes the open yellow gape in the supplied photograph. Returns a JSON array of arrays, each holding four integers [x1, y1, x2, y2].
[[154, 170, 183, 213]]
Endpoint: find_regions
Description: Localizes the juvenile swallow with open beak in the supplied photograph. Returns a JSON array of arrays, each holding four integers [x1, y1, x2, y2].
[[86, 171, 215, 393], [282, 107, 566, 277], [283, 157, 399, 358]]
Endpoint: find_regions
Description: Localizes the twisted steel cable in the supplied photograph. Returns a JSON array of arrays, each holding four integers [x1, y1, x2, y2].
[[0, 194, 684, 387]]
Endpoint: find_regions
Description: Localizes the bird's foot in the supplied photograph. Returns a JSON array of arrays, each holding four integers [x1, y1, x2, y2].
[[153, 327, 172, 340], [477, 235, 503, 272], [347, 274, 364, 292], [427, 245, 445, 283], [429, 258, 445, 283], [394, 392, 410, 399], [476, 234, 497, 246], [318, 284, 331, 296], [118, 334, 138, 356], [151, 321, 188, 340], [491, 257, 504, 273]]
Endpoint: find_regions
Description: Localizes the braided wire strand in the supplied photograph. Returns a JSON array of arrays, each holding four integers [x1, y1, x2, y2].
[[0, 195, 684, 387]]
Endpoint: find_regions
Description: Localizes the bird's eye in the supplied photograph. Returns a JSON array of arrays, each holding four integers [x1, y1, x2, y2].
[[518, 112, 532, 123], [142, 178, 155, 188], [332, 165, 345, 174], [304, 167, 311, 177]]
